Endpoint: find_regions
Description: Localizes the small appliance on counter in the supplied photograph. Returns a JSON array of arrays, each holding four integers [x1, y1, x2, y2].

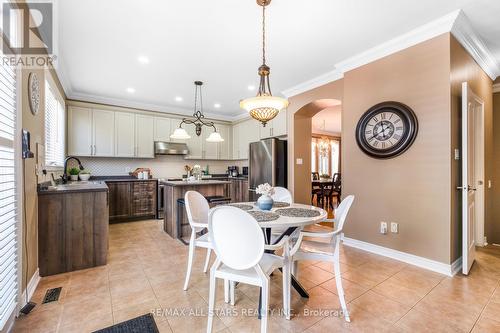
[[227, 166, 239, 177], [242, 166, 248, 176], [131, 168, 152, 179]]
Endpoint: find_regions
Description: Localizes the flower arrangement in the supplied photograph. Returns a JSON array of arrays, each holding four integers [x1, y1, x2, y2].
[[256, 183, 275, 196]]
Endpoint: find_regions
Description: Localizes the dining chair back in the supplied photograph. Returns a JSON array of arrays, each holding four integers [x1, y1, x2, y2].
[[312, 172, 319, 180], [334, 195, 354, 231], [271, 187, 293, 204], [183, 191, 213, 291], [209, 206, 265, 270], [185, 190, 210, 229]]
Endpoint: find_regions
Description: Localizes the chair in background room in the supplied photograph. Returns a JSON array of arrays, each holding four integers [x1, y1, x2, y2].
[[206, 206, 291, 333], [311, 172, 322, 206], [290, 195, 355, 322], [183, 191, 213, 291]]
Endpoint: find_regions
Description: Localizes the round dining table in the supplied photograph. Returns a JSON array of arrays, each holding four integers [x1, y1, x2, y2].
[[230, 202, 328, 299]]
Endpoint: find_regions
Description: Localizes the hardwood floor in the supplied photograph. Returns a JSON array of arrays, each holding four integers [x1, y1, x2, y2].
[[12, 220, 500, 333]]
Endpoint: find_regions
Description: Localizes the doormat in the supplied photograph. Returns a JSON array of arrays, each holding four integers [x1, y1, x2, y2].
[[93, 313, 159, 333]]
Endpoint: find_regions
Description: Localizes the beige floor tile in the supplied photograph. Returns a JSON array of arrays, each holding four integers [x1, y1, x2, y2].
[[57, 311, 113, 333], [350, 291, 411, 323], [481, 300, 500, 322], [372, 278, 423, 307], [297, 265, 335, 285], [320, 277, 369, 302], [113, 298, 162, 324], [472, 316, 500, 333], [396, 308, 465, 332]]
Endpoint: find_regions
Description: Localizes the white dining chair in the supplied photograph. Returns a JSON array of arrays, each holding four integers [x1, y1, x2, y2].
[[270, 187, 293, 242], [206, 206, 291, 333], [183, 191, 213, 291], [289, 195, 355, 322]]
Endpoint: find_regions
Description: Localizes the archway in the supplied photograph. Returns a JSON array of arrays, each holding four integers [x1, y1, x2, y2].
[[292, 99, 342, 204]]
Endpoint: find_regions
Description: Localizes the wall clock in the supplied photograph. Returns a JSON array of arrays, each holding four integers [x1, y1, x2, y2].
[[356, 101, 418, 159], [28, 72, 40, 116]]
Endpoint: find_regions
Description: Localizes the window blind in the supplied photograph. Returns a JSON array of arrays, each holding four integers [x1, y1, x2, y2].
[[44, 79, 65, 167], [0, 49, 18, 330]]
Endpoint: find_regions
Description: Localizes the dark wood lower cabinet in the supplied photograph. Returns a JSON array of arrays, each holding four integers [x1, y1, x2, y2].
[[38, 190, 109, 277], [231, 179, 249, 202], [107, 180, 157, 222]]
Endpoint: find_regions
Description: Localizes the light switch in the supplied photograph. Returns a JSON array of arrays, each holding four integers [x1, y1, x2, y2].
[[454, 149, 460, 160], [296, 158, 303, 165]]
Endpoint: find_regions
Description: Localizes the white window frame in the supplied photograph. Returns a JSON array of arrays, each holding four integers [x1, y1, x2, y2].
[[44, 70, 65, 170]]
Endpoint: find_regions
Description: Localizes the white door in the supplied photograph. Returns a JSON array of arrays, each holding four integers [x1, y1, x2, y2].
[[68, 106, 92, 156], [135, 115, 155, 158], [186, 125, 203, 159], [92, 109, 115, 156], [154, 117, 172, 142], [461, 82, 483, 275], [115, 112, 136, 157], [203, 129, 219, 159]]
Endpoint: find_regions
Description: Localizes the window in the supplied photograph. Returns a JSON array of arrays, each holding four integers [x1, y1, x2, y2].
[[44, 77, 65, 167], [311, 136, 340, 176], [0, 49, 18, 329]]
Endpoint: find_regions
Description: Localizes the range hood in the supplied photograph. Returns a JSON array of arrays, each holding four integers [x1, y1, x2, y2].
[[154, 141, 189, 155]]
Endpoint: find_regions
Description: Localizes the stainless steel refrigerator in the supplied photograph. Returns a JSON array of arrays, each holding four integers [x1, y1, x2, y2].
[[248, 138, 287, 201]]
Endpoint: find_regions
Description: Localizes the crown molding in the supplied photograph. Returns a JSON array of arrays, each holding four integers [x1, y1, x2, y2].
[[282, 69, 344, 98], [451, 11, 500, 81], [282, 9, 500, 98], [67, 92, 237, 122], [493, 83, 500, 93]]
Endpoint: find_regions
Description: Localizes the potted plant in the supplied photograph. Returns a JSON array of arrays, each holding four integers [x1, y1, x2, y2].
[[79, 169, 91, 181], [256, 183, 275, 211], [68, 167, 80, 181]]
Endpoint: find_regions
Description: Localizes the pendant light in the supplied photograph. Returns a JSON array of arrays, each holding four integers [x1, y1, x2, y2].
[[240, 0, 289, 127], [170, 81, 224, 142]]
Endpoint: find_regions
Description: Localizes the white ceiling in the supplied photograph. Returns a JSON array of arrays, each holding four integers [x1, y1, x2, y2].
[[312, 106, 341, 136], [56, 0, 500, 120]]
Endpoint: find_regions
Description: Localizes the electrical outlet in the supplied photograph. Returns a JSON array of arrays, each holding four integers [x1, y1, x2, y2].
[[380, 222, 387, 234], [390, 222, 399, 233]]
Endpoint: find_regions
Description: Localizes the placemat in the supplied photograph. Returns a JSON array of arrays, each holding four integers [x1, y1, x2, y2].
[[252, 201, 291, 208], [275, 208, 321, 218], [227, 204, 253, 211], [248, 210, 280, 222]]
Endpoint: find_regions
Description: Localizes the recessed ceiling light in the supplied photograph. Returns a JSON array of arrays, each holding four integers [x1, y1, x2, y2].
[[175, 96, 183, 102], [214, 103, 221, 108], [138, 56, 149, 64], [126, 87, 135, 93], [248, 85, 255, 91]]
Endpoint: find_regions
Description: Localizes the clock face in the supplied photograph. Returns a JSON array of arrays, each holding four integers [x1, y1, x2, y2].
[[356, 102, 418, 159]]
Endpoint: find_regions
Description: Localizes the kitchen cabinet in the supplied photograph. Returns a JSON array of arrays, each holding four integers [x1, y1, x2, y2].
[[135, 115, 154, 158], [107, 182, 132, 220], [202, 129, 219, 159], [185, 125, 203, 159], [115, 112, 136, 157], [230, 179, 249, 202], [154, 117, 172, 142], [233, 119, 260, 159], [259, 109, 287, 139], [107, 180, 157, 222], [92, 109, 115, 156], [232, 123, 240, 159], [218, 124, 231, 160], [68, 106, 92, 156]]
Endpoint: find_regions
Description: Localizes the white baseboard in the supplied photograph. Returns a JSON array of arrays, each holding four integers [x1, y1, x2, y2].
[[20, 268, 40, 308], [342, 237, 459, 277]]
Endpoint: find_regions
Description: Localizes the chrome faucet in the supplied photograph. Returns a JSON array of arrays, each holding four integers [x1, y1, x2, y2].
[[62, 156, 84, 183]]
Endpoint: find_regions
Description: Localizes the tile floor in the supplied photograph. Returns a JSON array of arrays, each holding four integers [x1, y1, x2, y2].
[[12, 219, 500, 333]]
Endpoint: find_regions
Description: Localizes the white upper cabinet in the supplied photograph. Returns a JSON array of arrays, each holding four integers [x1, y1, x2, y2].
[[185, 125, 203, 159], [154, 117, 172, 142], [115, 112, 136, 157], [202, 129, 219, 160], [272, 109, 287, 137], [217, 124, 230, 160], [232, 123, 240, 159], [92, 109, 115, 156], [235, 119, 260, 160], [68, 106, 92, 156], [135, 114, 154, 158]]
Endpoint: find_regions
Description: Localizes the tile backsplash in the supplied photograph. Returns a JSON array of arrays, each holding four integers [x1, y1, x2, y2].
[[77, 156, 247, 179]]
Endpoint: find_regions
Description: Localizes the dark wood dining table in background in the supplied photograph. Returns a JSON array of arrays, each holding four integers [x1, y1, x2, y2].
[[312, 178, 333, 207]]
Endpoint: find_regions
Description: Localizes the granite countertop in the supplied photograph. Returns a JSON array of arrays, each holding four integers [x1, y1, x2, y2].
[[161, 179, 232, 186], [90, 176, 158, 182], [38, 181, 109, 195]]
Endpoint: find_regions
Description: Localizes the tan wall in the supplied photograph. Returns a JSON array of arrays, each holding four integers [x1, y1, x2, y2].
[[450, 36, 493, 259], [287, 81, 343, 203], [342, 34, 452, 263], [21, 68, 65, 291], [491, 92, 500, 244]]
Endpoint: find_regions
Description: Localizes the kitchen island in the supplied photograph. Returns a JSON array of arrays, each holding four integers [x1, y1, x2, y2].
[[162, 180, 231, 238]]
